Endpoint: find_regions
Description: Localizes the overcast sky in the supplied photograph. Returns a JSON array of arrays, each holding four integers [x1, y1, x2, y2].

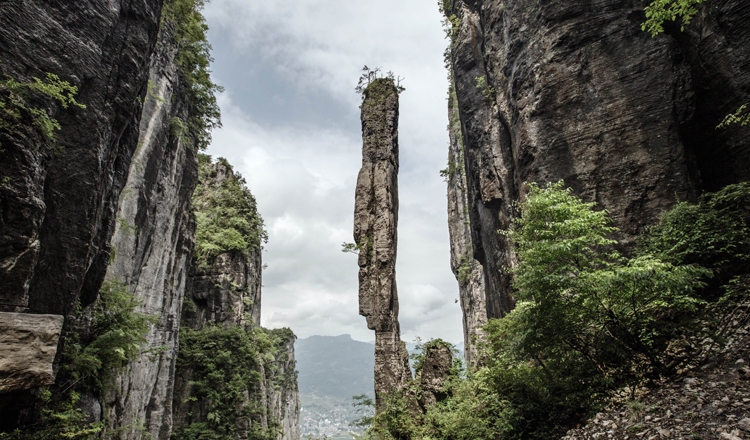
[[202, 0, 463, 344]]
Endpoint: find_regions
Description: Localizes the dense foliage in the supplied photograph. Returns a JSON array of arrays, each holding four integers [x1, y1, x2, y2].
[[193, 154, 267, 264], [367, 182, 749, 440], [172, 325, 294, 440], [162, 0, 222, 150], [1, 280, 152, 440]]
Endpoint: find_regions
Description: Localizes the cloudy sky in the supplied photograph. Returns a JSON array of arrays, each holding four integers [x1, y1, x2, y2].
[[202, 0, 462, 344]]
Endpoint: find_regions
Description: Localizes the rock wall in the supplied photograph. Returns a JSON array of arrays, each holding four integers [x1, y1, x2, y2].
[[445, 0, 750, 324], [0, 0, 162, 316], [0, 0, 162, 427], [354, 78, 412, 411], [101, 20, 198, 440], [258, 330, 301, 440], [445, 85, 487, 369]]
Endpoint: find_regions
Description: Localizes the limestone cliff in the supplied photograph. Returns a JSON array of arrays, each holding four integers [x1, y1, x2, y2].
[[101, 19, 198, 440], [445, 86, 487, 369], [444, 0, 750, 354], [0, 0, 162, 427], [354, 77, 412, 411], [172, 157, 300, 440]]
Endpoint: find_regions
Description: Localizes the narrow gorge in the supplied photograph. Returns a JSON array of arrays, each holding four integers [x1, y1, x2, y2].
[[1, 0, 749, 439]]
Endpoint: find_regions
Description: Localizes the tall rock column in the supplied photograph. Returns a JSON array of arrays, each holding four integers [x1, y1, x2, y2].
[[354, 78, 412, 412]]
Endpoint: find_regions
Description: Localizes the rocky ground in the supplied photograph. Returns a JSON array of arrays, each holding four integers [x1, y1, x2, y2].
[[564, 306, 750, 440]]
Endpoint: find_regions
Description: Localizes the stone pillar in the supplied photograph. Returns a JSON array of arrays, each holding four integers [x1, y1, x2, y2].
[[354, 78, 412, 412]]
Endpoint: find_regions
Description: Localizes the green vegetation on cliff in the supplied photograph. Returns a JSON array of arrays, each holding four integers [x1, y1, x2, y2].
[[172, 325, 286, 440], [162, 0, 222, 150], [192, 154, 267, 264], [368, 182, 750, 440], [1, 281, 152, 440], [0, 70, 85, 148]]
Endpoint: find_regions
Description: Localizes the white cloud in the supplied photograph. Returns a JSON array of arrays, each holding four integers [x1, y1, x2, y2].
[[203, 0, 463, 344]]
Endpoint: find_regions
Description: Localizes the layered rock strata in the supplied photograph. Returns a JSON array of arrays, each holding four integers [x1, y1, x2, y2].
[[0, 0, 162, 425], [354, 78, 412, 411], [0, 0, 162, 316], [101, 20, 198, 440], [444, 0, 750, 324]]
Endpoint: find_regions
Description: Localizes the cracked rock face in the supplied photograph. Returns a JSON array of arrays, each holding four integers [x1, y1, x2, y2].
[[419, 344, 453, 409], [446, 0, 750, 323], [354, 78, 412, 411]]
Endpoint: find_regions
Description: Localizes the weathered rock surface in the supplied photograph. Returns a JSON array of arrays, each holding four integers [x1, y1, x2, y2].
[[101, 20, 198, 440], [445, 0, 750, 322], [0, 312, 64, 392], [446, 86, 487, 369], [418, 343, 453, 409], [0, 0, 162, 316], [354, 78, 412, 411], [0, 0, 162, 429]]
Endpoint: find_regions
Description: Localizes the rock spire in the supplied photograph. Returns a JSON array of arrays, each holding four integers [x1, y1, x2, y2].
[[354, 78, 412, 411]]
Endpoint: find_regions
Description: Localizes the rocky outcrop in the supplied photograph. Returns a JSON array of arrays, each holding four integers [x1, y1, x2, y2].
[[0, 0, 162, 316], [258, 330, 301, 440], [418, 344, 453, 409], [446, 86, 487, 369], [173, 157, 299, 440], [564, 298, 750, 439], [354, 78, 412, 411], [0, 312, 64, 393], [444, 0, 750, 323], [101, 19, 198, 440]]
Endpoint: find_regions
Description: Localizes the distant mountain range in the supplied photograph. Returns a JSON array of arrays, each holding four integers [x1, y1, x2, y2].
[[295, 334, 375, 401]]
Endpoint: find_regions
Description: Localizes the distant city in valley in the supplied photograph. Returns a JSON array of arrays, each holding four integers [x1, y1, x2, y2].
[[295, 334, 463, 439]]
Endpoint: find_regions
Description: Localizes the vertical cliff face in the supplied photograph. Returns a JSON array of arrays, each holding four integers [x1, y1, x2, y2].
[[0, 0, 162, 427], [172, 158, 299, 440], [258, 330, 301, 440], [354, 78, 412, 411], [445, 0, 750, 330], [445, 86, 487, 368], [101, 19, 198, 440], [0, 0, 163, 316]]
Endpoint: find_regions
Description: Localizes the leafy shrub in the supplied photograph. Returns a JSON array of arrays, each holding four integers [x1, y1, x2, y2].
[[641, 182, 750, 284], [642, 0, 705, 36], [2, 280, 152, 440]]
